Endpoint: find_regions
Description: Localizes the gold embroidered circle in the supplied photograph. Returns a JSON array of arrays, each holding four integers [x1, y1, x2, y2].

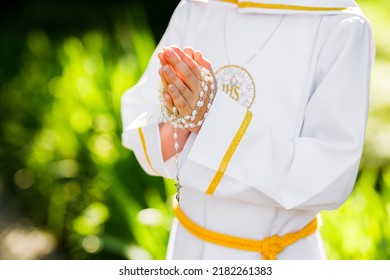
[[215, 64, 256, 109]]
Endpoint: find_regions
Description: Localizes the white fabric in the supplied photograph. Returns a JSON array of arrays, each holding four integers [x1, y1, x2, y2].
[[121, 0, 374, 259]]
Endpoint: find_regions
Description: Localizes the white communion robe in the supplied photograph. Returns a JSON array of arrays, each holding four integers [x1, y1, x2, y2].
[[121, 0, 374, 259]]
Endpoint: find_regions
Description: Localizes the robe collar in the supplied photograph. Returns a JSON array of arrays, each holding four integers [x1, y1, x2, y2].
[[204, 0, 362, 15]]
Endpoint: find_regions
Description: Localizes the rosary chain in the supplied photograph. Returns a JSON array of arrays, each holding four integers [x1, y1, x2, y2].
[[160, 67, 215, 203]]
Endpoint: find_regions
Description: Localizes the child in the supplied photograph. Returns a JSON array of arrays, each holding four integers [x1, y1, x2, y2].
[[121, 0, 374, 259]]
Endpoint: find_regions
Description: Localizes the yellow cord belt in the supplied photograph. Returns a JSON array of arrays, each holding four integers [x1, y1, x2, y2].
[[174, 206, 318, 260]]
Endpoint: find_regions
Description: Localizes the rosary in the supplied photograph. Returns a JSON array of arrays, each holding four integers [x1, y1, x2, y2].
[[160, 67, 215, 203]]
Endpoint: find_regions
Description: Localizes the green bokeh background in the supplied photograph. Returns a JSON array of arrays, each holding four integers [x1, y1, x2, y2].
[[0, 0, 389, 260]]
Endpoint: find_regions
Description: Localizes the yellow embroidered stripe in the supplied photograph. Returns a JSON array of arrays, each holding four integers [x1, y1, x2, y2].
[[205, 110, 252, 195], [218, 0, 238, 4], [138, 127, 160, 175], [217, 0, 346, 11], [174, 206, 318, 260]]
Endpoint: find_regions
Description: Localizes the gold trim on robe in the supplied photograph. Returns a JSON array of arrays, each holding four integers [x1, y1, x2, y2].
[[138, 127, 160, 175], [206, 110, 253, 195], [217, 0, 347, 11]]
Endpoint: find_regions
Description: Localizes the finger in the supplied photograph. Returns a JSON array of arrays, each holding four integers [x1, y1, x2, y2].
[[171, 45, 202, 80], [163, 93, 175, 115], [158, 67, 169, 91], [158, 66, 174, 114], [158, 50, 168, 66], [194, 50, 212, 70], [183, 46, 195, 59], [193, 50, 216, 90], [162, 65, 195, 106], [162, 47, 198, 91], [164, 93, 174, 109], [192, 50, 217, 102], [167, 84, 192, 116]]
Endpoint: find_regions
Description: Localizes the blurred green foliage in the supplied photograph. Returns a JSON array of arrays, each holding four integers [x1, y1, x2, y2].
[[0, 0, 389, 260], [0, 3, 173, 260]]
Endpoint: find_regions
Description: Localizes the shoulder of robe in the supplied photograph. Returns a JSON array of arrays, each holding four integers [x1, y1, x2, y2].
[[313, 11, 375, 75], [317, 12, 372, 48]]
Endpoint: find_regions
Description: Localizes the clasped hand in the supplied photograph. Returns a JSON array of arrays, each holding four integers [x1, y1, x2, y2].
[[158, 46, 217, 134]]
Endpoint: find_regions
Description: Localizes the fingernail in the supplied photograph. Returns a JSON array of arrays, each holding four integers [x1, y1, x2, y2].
[[163, 66, 171, 74], [164, 48, 173, 57], [168, 84, 175, 92]]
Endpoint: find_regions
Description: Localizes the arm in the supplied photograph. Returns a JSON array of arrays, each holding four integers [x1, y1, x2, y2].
[[121, 1, 191, 177]]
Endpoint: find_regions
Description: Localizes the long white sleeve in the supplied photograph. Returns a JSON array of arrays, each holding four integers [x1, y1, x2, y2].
[[121, 1, 190, 178], [179, 14, 374, 211]]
